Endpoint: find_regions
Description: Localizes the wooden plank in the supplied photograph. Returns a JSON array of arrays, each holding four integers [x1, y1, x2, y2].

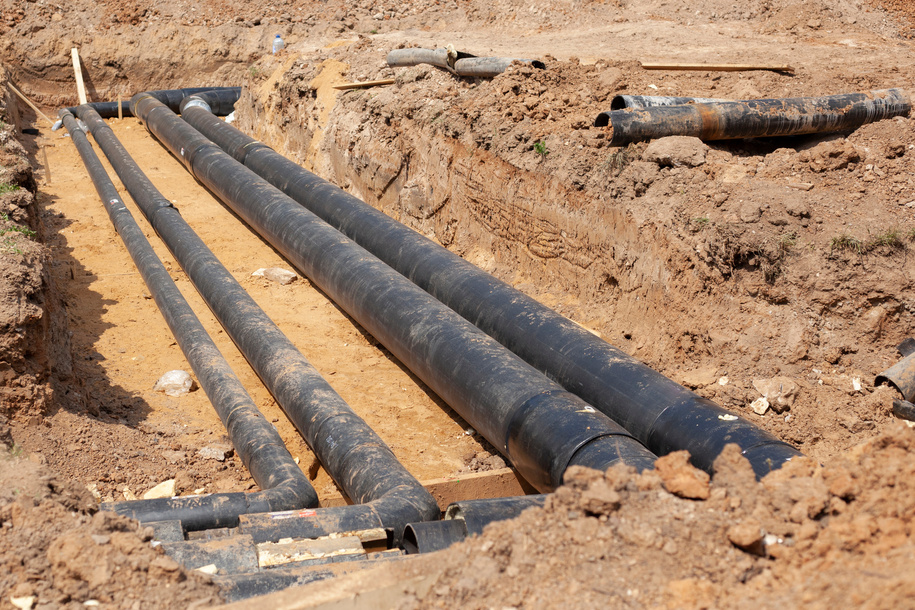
[[320, 467, 537, 511], [42, 147, 51, 185], [256, 535, 365, 568], [332, 78, 396, 90], [641, 61, 795, 73], [7, 83, 55, 125], [71, 48, 88, 104]]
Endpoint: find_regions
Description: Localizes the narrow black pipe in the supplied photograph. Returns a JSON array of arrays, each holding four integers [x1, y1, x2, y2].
[[59, 109, 318, 531], [133, 94, 659, 493], [74, 105, 439, 540], [213, 553, 410, 603], [876, 341, 915, 402], [403, 495, 546, 554], [595, 89, 911, 144], [178, 100, 800, 478], [63, 87, 240, 118], [609, 95, 729, 111]]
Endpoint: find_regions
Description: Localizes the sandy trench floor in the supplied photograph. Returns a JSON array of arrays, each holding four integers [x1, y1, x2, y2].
[[34, 115, 483, 501]]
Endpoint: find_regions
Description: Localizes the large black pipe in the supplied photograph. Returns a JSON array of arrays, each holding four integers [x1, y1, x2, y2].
[[59, 109, 318, 531], [74, 105, 440, 540], [595, 89, 911, 144], [63, 86, 240, 119], [132, 94, 659, 493], [178, 97, 800, 478], [609, 95, 729, 110]]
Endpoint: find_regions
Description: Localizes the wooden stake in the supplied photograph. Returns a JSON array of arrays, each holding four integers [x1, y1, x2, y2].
[[641, 62, 795, 73], [332, 78, 396, 90], [117, 94, 123, 120], [42, 147, 52, 185], [71, 47, 88, 105], [7, 83, 55, 126]]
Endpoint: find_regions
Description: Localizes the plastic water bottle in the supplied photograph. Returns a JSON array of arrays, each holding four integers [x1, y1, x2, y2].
[[272, 34, 285, 54]]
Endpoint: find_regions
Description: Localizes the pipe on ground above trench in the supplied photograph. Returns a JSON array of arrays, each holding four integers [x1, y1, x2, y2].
[[59, 108, 318, 531], [74, 104, 440, 541], [595, 89, 912, 145], [178, 94, 800, 479], [385, 47, 544, 77], [609, 95, 730, 110], [132, 93, 660, 495]]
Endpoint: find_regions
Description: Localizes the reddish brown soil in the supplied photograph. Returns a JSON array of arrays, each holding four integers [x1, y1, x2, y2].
[[1, 0, 914, 607]]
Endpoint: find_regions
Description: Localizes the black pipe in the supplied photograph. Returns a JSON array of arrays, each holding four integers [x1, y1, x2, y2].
[[403, 495, 546, 554], [213, 553, 410, 602], [595, 89, 911, 144], [178, 100, 800, 478], [876, 338, 915, 402], [63, 87, 240, 119], [74, 104, 439, 540], [59, 109, 318, 531], [609, 95, 729, 110], [133, 94, 659, 493]]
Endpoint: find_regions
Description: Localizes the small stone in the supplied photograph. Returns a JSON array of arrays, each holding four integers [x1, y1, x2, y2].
[[10, 597, 35, 610], [196, 564, 219, 575], [655, 451, 711, 500], [143, 479, 177, 500], [727, 519, 765, 555], [153, 370, 195, 396], [752, 377, 798, 413], [91, 534, 110, 545], [252, 267, 298, 285], [643, 136, 709, 167], [750, 396, 769, 415], [198, 445, 232, 462]]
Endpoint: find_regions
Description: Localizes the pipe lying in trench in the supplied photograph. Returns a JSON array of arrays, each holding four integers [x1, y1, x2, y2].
[[180, 94, 800, 478], [74, 105, 440, 540], [595, 89, 912, 145], [386, 47, 544, 77], [59, 109, 318, 531], [404, 495, 547, 554], [132, 93, 660, 497]]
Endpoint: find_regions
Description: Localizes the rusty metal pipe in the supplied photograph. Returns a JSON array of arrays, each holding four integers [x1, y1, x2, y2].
[[596, 89, 911, 145], [876, 339, 915, 402], [608, 95, 729, 111]]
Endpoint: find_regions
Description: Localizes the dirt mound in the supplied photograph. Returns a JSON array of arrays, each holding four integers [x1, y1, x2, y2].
[[400, 424, 915, 609], [0, 448, 221, 608]]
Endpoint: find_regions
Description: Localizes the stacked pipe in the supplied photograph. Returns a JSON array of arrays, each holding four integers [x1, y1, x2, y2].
[[179, 93, 801, 478]]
